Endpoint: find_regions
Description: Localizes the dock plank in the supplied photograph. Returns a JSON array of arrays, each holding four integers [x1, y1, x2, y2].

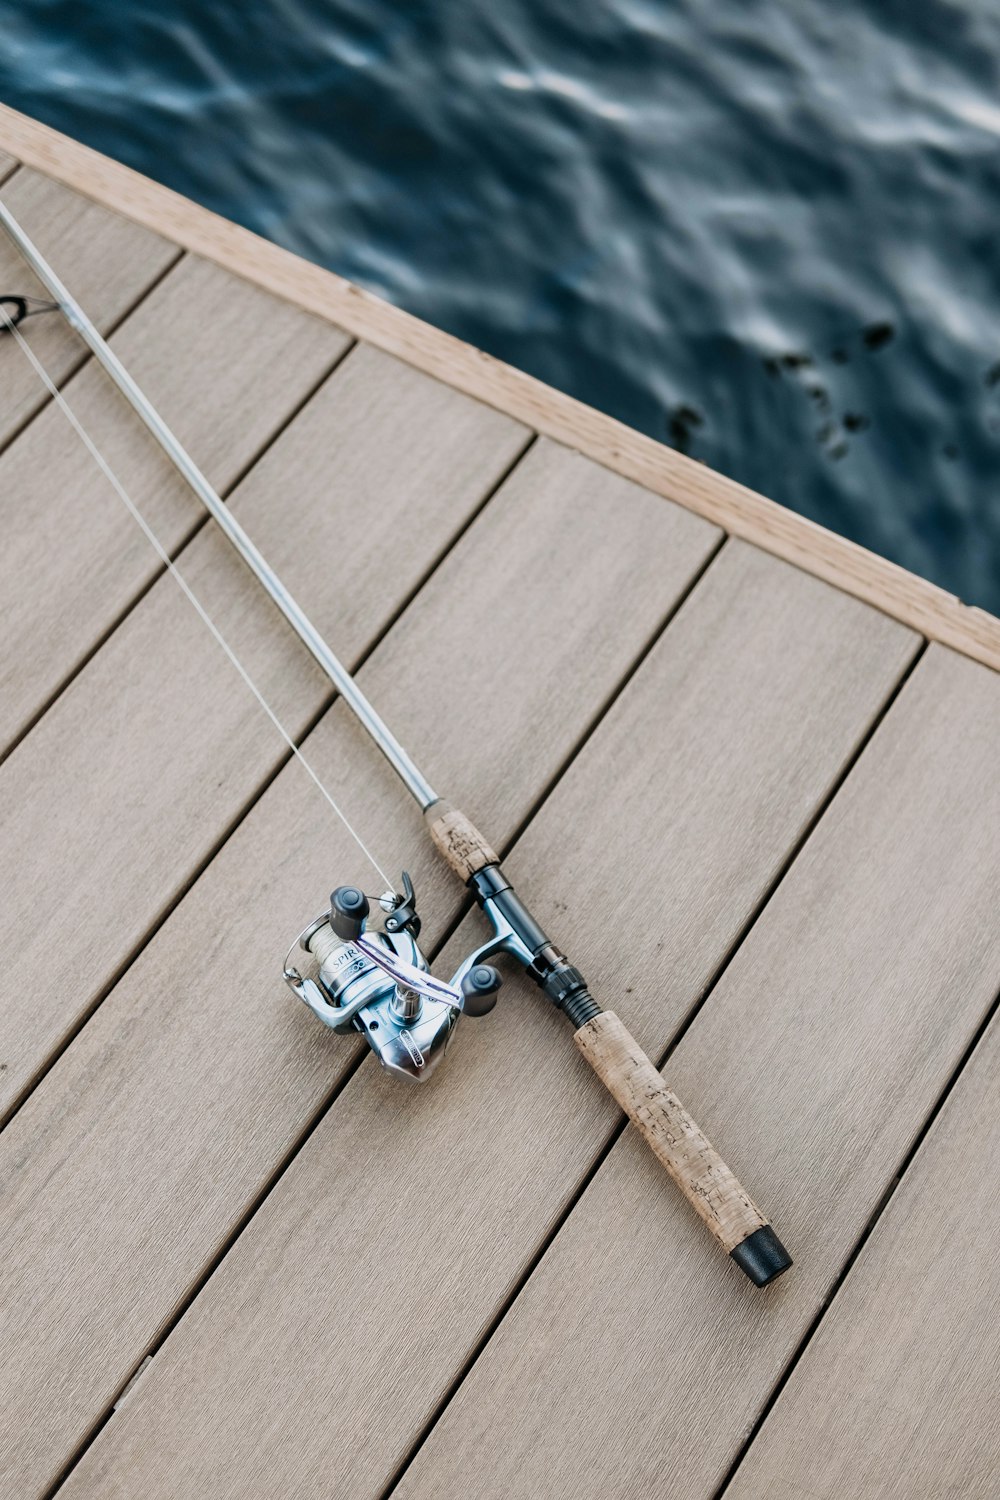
[[0, 349, 527, 1125], [728, 1008, 1000, 1500], [0, 441, 716, 1498], [0, 253, 347, 753], [0, 150, 16, 182], [390, 645, 1000, 1500], [56, 546, 917, 1500], [0, 167, 177, 448]]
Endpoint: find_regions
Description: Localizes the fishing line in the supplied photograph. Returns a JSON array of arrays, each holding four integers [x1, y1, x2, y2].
[[0, 301, 394, 889]]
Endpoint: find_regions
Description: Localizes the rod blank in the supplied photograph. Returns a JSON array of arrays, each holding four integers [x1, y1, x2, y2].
[[0, 200, 440, 812]]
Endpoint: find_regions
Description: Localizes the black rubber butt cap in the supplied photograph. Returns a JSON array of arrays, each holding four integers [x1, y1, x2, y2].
[[730, 1225, 792, 1287]]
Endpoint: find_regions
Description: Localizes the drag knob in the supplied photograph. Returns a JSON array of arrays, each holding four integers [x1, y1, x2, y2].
[[460, 964, 502, 1017], [329, 885, 370, 942]]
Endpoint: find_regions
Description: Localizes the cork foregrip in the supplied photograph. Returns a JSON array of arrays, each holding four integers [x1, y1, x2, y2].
[[574, 1011, 767, 1253], [424, 800, 499, 881]]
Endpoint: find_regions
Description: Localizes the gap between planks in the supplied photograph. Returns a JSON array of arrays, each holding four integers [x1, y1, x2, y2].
[[0, 103, 997, 673]]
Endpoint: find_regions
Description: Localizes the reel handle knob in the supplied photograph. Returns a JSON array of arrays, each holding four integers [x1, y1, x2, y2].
[[329, 886, 370, 942], [460, 964, 502, 1017]]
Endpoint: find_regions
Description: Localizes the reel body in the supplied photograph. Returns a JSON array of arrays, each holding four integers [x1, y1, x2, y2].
[[284, 876, 501, 1082]]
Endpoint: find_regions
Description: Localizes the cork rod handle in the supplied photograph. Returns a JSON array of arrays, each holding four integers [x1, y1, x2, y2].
[[425, 799, 499, 882], [423, 800, 791, 1284], [574, 1011, 789, 1282]]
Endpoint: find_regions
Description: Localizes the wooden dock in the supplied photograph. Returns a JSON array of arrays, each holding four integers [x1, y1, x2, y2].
[[1, 106, 999, 1499]]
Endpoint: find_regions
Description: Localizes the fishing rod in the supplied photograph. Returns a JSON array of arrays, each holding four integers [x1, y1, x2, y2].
[[0, 201, 791, 1287]]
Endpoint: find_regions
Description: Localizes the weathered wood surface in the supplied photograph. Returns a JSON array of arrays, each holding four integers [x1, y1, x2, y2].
[[0, 251, 347, 753], [56, 547, 917, 1499], [0, 441, 715, 1497], [0, 347, 526, 1122], [2, 137, 1000, 1500], [0, 167, 178, 450], [728, 1008, 1000, 1500], [3, 104, 998, 669], [392, 645, 1000, 1500]]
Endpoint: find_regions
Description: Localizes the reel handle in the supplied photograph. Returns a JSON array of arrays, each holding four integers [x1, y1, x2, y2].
[[574, 1011, 790, 1285], [329, 886, 370, 942], [460, 964, 502, 1017]]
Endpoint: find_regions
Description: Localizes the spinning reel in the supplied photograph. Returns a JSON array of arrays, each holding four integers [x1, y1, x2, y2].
[[284, 873, 507, 1082]]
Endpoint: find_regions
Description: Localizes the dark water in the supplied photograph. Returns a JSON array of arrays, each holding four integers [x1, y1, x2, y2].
[[2, 1, 998, 609]]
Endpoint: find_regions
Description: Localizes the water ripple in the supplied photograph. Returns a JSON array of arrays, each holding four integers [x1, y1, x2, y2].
[[0, 0, 997, 608]]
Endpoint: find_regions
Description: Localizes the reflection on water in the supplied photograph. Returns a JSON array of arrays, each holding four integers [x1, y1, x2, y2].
[[1, 0, 997, 607]]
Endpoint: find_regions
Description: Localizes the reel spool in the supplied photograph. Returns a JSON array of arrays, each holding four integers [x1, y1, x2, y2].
[[283, 873, 502, 1082]]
